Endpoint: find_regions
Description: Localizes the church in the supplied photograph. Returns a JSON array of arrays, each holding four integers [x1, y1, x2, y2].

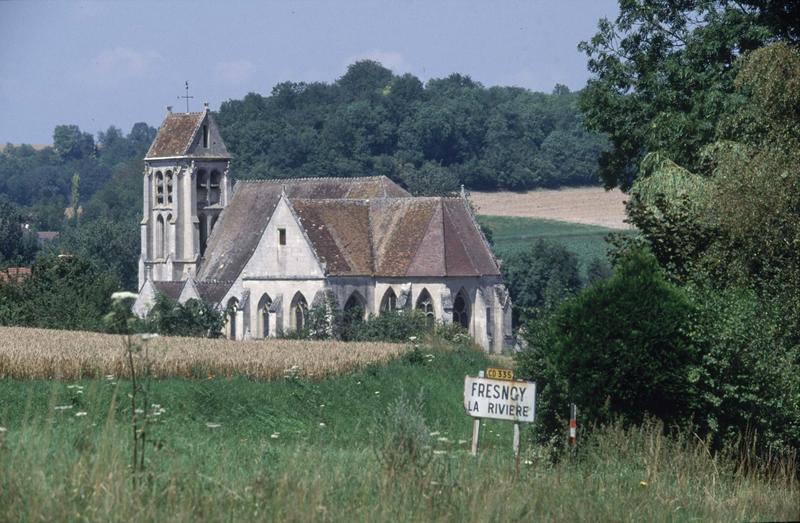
[[133, 104, 513, 352]]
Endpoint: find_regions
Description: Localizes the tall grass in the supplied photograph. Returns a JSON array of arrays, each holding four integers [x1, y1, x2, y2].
[[0, 347, 796, 521]]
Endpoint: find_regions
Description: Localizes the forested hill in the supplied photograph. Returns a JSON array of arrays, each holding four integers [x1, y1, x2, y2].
[[217, 61, 607, 193]]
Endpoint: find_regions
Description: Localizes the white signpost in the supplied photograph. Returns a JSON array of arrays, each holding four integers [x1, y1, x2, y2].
[[464, 370, 536, 457]]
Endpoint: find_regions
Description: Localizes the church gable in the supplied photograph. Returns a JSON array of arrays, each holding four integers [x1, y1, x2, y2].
[[242, 197, 325, 279]]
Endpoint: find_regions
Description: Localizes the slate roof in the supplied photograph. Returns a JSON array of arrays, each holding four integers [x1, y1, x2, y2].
[[195, 281, 232, 304], [153, 281, 185, 301]]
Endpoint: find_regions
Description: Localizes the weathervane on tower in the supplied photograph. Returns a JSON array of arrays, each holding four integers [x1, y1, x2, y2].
[[178, 81, 194, 113]]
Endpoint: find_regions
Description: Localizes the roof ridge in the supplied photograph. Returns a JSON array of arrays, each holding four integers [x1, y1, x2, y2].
[[235, 175, 389, 184]]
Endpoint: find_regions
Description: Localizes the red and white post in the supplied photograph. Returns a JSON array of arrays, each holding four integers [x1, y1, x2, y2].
[[568, 403, 577, 446]]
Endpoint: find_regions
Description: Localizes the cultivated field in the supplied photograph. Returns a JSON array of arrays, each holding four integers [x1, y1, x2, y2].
[[0, 326, 406, 380], [470, 186, 632, 229]]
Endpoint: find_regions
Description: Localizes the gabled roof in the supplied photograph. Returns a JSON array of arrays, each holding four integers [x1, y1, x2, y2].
[[153, 281, 185, 301], [194, 175, 498, 290], [197, 176, 409, 282], [145, 108, 230, 159]]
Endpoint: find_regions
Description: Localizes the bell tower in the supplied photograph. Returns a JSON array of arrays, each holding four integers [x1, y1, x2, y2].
[[138, 102, 231, 290]]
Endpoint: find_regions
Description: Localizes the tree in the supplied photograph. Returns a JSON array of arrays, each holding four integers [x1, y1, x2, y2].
[[579, 1, 799, 190], [500, 240, 582, 324], [517, 247, 699, 436], [53, 124, 95, 160]]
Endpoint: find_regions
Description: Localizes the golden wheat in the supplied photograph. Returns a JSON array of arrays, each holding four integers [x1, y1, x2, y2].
[[470, 187, 631, 229], [0, 326, 407, 380]]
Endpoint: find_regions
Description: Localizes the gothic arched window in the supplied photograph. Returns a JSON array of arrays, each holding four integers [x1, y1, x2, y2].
[[258, 293, 272, 338], [196, 169, 208, 204], [290, 292, 307, 332], [209, 170, 221, 204], [165, 170, 174, 204], [344, 292, 366, 326], [155, 215, 165, 259], [415, 288, 435, 327], [380, 288, 397, 315], [453, 288, 470, 329], [155, 171, 164, 205]]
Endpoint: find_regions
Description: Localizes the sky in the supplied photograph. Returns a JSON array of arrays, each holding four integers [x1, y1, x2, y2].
[[0, 0, 619, 145]]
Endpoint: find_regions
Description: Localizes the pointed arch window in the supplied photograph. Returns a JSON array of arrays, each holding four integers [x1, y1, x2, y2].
[[290, 292, 308, 332], [258, 293, 272, 338], [380, 288, 397, 315], [453, 288, 470, 329], [209, 170, 221, 204], [155, 171, 164, 205], [196, 169, 208, 204], [155, 215, 165, 259], [415, 288, 435, 327], [166, 170, 174, 204], [344, 292, 366, 325]]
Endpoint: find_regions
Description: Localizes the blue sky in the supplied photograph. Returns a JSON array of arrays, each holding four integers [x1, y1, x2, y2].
[[0, 1, 619, 144]]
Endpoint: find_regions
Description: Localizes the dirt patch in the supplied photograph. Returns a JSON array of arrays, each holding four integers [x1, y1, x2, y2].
[[470, 187, 631, 229]]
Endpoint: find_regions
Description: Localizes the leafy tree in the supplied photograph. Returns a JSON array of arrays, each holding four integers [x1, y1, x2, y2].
[[500, 240, 582, 324], [579, 0, 799, 190], [144, 294, 224, 338], [517, 247, 700, 436], [53, 124, 95, 160]]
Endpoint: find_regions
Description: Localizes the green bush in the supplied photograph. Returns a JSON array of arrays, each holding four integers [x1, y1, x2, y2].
[[688, 286, 800, 452], [517, 247, 700, 437], [373, 393, 433, 475], [144, 294, 224, 338]]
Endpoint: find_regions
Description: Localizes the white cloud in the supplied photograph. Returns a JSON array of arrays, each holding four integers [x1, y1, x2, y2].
[[214, 59, 256, 85], [90, 47, 162, 77], [345, 50, 410, 73]]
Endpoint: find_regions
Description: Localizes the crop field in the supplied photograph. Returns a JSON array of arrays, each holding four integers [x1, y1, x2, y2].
[[470, 186, 632, 229], [0, 326, 406, 380]]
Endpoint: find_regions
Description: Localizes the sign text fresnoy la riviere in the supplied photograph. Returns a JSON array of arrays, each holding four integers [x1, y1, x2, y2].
[[463, 376, 536, 423]]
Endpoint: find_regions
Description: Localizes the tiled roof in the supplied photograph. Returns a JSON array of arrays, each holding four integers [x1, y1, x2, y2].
[[197, 176, 409, 282], [153, 281, 185, 301], [195, 281, 232, 304], [194, 176, 499, 293], [146, 112, 204, 158]]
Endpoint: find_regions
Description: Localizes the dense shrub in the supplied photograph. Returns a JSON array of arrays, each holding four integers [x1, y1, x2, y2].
[[144, 294, 224, 338], [517, 247, 700, 437]]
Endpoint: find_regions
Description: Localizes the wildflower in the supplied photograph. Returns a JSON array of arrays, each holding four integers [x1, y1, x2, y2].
[[433, 450, 447, 455], [270, 433, 280, 439], [139, 333, 159, 341], [523, 460, 533, 465], [356, 381, 361, 385], [205, 422, 221, 429], [319, 422, 326, 427], [437, 437, 449, 443], [55, 405, 73, 411], [111, 291, 138, 301], [0, 427, 7, 433], [75, 411, 88, 417], [374, 391, 380, 395], [105, 375, 115, 380], [429, 431, 440, 437], [458, 439, 467, 445], [639, 481, 648, 487], [408, 336, 417, 341], [319, 404, 325, 408], [135, 408, 144, 414]]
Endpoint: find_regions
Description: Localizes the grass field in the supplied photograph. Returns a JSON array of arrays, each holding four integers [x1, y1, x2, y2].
[[1, 342, 797, 521], [478, 215, 626, 277], [0, 326, 405, 380]]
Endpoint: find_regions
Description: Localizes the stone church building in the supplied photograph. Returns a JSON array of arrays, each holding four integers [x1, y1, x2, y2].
[[133, 105, 512, 352]]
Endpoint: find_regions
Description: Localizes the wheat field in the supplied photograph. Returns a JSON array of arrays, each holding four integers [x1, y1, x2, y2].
[[0, 326, 407, 380], [470, 187, 631, 229]]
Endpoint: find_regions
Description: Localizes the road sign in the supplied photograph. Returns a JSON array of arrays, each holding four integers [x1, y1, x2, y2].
[[464, 376, 535, 423], [486, 367, 514, 381]]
